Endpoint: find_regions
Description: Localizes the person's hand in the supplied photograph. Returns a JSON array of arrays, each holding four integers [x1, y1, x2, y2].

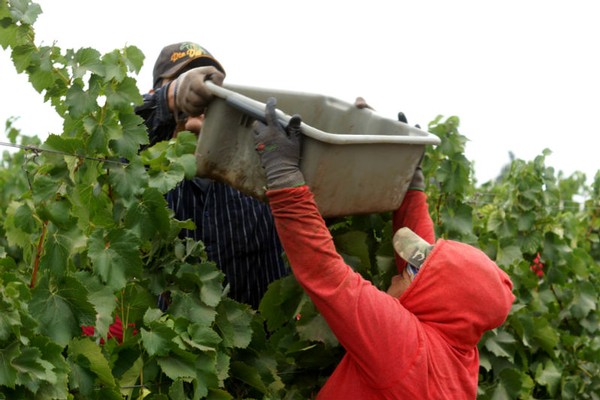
[[253, 97, 305, 190], [354, 96, 374, 110], [173, 66, 225, 116], [409, 154, 425, 191]]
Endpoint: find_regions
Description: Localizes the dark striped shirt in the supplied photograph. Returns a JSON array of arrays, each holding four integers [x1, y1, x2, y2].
[[135, 87, 288, 308], [166, 178, 287, 307]]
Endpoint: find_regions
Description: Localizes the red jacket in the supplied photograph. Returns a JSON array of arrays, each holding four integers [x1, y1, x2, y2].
[[267, 186, 514, 399]]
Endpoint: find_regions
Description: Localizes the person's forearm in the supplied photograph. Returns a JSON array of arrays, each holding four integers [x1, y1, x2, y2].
[[267, 186, 348, 293]]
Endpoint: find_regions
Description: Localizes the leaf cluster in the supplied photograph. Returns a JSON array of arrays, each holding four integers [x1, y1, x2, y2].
[[1, 1, 599, 399]]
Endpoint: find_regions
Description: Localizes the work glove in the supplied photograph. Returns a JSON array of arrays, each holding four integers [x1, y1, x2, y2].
[[409, 155, 426, 191], [253, 97, 305, 190], [173, 66, 225, 116]]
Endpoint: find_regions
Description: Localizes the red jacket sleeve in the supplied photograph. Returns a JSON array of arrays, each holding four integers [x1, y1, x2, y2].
[[267, 186, 421, 386]]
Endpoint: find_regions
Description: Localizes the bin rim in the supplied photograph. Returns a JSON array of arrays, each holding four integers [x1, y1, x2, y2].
[[205, 81, 441, 146]]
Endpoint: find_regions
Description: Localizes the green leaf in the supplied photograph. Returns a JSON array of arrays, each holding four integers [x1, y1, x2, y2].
[[532, 317, 560, 356], [259, 275, 304, 331], [535, 359, 561, 397], [12, 347, 53, 388], [107, 159, 147, 200], [105, 76, 142, 110], [84, 112, 122, 154], [43, 134, 85, 156], [175, 262, 224, 308], [39, 223, 87, 278], [185, 323, 222, 352], [124, 187, 171, 241], [170, 291, 217, 326], [495, 245, 522, 268], [215, 299, 253, 349], [64, 80, 97, 119], [141, 325, 177, 357], [68, 337, 116, 388], [123, 45, 145, 74], [73, 47, 103, 78], [229, 361, 268, 394], [88, 228, 142, 290], [156, 349, 197, 382], [569, 280, 597, 319], [7, 0, 42, 24], [483, 330, 516, 361], [29, 276, 96, 346], [110, 112, 149, 160], [0, 342, 20, 388], [296, 311, 338, 348], [13, 202, 37, 233], [118, 356, 143, 398]]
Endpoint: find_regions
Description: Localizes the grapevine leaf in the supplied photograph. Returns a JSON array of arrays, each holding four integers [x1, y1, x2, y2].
[[229, 361, 268, 393], [0, 342, 20, 388], [110, 112, 149, 160], [122, 45, 145, 74], [105, 76, 142, 110], [88, 228, 142, 290], [296, 311, 338, 348], [31, 336, 70, 399], [175, 262, 224, 308], [84, 112, 122, 154], [124, 187, 170, 241], [532, 317, 559, 356], [13, 202, 37, 233], [259, 275, 304, 331], [68, 337, 116, 388], [29, 276, 96, 346], [141, 325, 176, 357], [43, 134, 85, 155], [185, 323, 222, 352], [7, 0, 42, 24], [535, 360, 561, 397], [495, 245, 522, 268], [569, 281, 597, 319], [64, 80, 97, 119], [483, 330, 516, 361], [215, 299, 253, 349], [156, 349, 197, 382], [169, 291, 217, 326], [73, 47, 103, 78], [107, 159, 148, 200], [38, 223, 87, 278]]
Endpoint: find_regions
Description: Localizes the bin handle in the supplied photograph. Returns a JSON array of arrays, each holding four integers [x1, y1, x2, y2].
[[205, 80, 441, 146]]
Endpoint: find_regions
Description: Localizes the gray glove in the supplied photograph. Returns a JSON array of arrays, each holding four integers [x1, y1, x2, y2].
[[409, 155, 425, 191], [253, 97, 305, 190], [174, 66, 225, 116]]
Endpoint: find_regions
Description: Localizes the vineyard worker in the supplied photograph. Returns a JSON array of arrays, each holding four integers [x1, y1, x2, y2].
[[134, 42, 287, 308], [253, 98, 515, 399]]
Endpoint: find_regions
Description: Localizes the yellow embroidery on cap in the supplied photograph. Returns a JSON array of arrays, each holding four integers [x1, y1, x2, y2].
[[170, 43, 206, 63]]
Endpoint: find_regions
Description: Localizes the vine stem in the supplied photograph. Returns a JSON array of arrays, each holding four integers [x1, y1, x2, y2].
[[30, 220, 49, 288]]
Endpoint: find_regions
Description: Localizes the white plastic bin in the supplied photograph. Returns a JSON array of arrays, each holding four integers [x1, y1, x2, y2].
[[196, 81, 440, 217]]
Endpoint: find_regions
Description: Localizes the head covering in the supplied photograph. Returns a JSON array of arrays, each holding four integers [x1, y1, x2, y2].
[[152, 42, 226, 89], [400, 239, 515, 349]]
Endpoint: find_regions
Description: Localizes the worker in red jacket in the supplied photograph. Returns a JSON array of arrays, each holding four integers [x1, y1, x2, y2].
[[253, 98, 515, 399]]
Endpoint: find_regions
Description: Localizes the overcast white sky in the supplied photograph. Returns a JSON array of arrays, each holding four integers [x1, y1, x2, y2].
[[1, 0, 598, 184]]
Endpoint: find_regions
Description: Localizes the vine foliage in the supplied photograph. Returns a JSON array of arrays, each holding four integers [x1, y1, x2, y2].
[[1, 1, 599, 399]]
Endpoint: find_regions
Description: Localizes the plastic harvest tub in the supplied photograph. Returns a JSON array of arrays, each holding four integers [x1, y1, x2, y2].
[[196, 81, 441, 218]]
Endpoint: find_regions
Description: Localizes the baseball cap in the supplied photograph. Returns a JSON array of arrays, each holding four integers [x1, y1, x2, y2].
[[152, 42, 226, 89]]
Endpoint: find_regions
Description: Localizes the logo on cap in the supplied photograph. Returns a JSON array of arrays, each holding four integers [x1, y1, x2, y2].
[[170, 42, 208, 64]]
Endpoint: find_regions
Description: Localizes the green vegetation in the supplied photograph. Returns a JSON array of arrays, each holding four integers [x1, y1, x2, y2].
[[1, 1, 599, 398]]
